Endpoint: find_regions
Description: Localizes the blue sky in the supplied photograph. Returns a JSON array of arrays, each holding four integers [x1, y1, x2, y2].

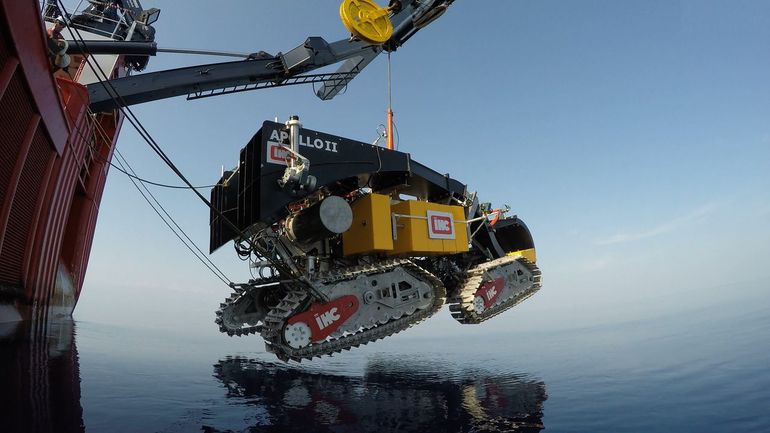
[[75, 1, 770, 337]]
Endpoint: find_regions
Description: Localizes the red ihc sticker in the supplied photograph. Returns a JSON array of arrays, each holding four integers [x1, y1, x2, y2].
[[474, 277, 505, 309], [287, 295, 359, 342], [266, 141, 292, 165], [427, 210, 455, 239]]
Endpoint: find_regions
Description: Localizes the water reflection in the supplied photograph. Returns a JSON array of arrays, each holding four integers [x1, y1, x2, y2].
[[212, 356, 547, 432], [0, 318, 84, 433]]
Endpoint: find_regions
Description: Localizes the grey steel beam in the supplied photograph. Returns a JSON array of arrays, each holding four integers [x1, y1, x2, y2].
[[87, 0, 453, 112], [88, 57, 284, 112], [66, 41, 158, 56], [316, 42, 381, 100]]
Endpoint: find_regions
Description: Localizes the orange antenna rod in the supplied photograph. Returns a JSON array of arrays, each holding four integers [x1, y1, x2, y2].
[[386, 51, 394, 150], [387, 109, 394, 150]]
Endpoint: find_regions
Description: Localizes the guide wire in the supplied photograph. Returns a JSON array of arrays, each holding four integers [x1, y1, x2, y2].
[[49, 5, 233, 287], [112, 150, 233, 287], [48, 71, 233, 287], [106, 160, 217, 190], [56, 0, 300, 282], [86, 108, 233, 286]]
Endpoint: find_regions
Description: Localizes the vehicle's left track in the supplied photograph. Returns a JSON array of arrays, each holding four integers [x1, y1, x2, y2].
[[217, 259, 447, 362]]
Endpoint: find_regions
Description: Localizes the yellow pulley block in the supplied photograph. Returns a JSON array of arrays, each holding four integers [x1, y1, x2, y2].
[[339, 0, 393, 45]]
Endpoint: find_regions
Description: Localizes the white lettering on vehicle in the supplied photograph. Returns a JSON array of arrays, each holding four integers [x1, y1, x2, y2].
[[314, 307, 341, 330], [432, 218, 451, 233], [266, 129, 338, 165]]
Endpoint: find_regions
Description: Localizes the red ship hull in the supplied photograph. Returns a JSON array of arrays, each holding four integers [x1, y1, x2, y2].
[[0, 0, 122, 324]]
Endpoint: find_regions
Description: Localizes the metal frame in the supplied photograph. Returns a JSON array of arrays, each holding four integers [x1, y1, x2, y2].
[[87, 0, 455, 111]]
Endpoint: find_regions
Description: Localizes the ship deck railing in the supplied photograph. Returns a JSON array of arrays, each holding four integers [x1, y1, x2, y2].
[[40, 0, 136, 41]]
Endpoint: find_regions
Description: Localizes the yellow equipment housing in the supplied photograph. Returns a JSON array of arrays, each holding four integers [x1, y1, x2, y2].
[[342, 194, 469, 257], [390, 200, 468, 255], [342, 194, 394, 256]]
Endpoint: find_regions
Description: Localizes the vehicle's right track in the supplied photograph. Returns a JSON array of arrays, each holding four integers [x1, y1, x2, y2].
[[449, 255, 542, 324]]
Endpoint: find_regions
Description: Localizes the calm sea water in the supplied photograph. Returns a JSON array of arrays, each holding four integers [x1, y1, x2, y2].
[[2, 283, 769, 433]]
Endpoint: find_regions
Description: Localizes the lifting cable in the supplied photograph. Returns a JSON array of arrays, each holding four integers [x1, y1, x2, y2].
[[55, 1, 247, 287], [384, 50, 400, 151], [386, 51, 395, 151]]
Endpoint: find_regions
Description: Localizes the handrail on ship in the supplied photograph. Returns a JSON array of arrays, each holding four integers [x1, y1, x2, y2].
[[41, 0, 142, 41]]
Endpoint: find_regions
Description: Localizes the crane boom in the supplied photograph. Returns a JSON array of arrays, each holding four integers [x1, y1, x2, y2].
[[87, 0, 454, 112]]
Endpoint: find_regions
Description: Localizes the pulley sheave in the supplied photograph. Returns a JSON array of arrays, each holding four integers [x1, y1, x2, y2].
[[339, 0, 393, 44]]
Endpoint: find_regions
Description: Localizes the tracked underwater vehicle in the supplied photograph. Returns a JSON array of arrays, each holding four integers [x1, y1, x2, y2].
[[210, 117, 541, 362]]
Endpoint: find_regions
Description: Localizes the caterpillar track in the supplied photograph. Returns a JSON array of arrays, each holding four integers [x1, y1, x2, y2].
[[448, 256, 542, 325], [215, 276, 282, 337], [217, 260, 446, 362]]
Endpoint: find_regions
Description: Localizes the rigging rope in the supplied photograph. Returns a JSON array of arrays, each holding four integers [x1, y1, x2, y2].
[[105, 160, 217, 190], [54, 1, 238, 287], [87, 108, 233, 285], [112, 149, 233, 286], [49, 75, 233, 286], [55, 5, 300, 282]]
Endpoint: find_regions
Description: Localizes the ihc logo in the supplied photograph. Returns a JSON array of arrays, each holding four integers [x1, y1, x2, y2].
[[485, 285, 498, 301], [265, 129, 339, 166], [287, 295, 359, 343], [266, 142, 293, 165], [475, 277, 504, 309], [431, 216, 452, 234], [427, 211, 456, 239], [314, 307, 341, 330]]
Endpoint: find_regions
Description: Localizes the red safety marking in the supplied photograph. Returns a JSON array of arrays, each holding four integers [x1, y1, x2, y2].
[[287, 295, 360, 342], [488, 209, 502, 226], [474, 277, 505, 309]]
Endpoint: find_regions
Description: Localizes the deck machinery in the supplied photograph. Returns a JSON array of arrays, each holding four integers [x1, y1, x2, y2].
[[210, 118, 541, 361]]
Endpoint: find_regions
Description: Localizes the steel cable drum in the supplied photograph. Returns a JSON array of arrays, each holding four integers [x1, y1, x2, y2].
[[339, 0, 394, 44]]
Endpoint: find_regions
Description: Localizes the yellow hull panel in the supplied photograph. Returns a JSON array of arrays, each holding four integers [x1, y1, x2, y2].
[[506, 248, 537, 263]]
